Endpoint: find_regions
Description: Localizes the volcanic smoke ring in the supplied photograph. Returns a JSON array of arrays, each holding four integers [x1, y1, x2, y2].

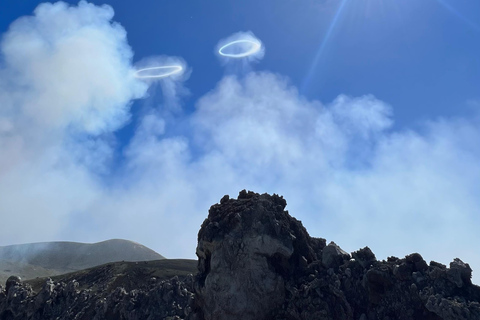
[[134, 65, 183, 79], [218, 39, 262, 58]]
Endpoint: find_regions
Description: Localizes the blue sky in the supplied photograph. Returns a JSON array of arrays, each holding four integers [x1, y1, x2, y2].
[[3, 0, 478, 127], [0, 0, 479, 282]]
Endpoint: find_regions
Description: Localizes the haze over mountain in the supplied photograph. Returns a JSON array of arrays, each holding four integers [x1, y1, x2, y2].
[[0, 239, 164, 283]]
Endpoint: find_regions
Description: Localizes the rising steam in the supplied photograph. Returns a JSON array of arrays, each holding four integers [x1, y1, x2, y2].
[[215, 31, 265, 65], [1, 1, 480, 285]]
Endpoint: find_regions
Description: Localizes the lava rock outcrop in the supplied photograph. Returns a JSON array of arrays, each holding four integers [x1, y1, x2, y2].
[[193, 190, 326, 320], [193, 191, 480, 320], [0, 274, 193, 320]]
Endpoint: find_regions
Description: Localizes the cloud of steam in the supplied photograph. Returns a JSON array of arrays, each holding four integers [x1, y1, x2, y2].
[[1, 2, 480, 285], [188, 74, 480, 283], [133, 56, 190, 111], [0, 1, 146, 135], [0, 0, 147, 242], [215, 31, 265, 66]]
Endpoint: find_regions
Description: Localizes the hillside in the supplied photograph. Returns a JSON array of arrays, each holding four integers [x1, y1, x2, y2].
[[0, 239, 164, 283], [25, 259, 197, 294], [1, 259, 197, 320]]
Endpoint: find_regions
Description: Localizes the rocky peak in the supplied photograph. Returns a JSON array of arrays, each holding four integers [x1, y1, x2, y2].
[[193, 190, 480, 320], [194, 191, 327, 320]]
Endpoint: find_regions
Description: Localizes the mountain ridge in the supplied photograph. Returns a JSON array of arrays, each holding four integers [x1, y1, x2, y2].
[[0, 239, 165, 283]]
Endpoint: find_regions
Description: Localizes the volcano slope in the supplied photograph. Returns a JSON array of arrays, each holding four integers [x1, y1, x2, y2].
[[0, 239, 165, 284], [1, 191, 480, 320]]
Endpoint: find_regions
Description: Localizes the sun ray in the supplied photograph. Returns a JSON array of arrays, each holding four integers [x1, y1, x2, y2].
[[301, 0, 350, 95], [434, 0, 480, 32]]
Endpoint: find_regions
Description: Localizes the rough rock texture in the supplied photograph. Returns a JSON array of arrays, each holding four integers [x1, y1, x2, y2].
[[193, 190, 325, 320], [1, 190, 480, 320], [193, 191, 480, 320], [0, 260, 196, 320], [0, 275, 193, 320]]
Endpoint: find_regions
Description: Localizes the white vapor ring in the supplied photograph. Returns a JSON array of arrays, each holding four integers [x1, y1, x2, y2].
[[134, 66, 183, 79], [218, 39, 261, 58]]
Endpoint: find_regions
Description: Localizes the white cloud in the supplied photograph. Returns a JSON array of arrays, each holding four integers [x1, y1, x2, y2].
[[187, 73, 480, 283], [0, 1, 147, 242], [1, 1, 146, 135]]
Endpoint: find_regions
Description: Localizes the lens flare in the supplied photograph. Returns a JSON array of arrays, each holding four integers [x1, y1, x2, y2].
[[301, 0, 350, 94], [435, 0, 480, 32], [218, 39, 262, 58], [134, 65, 183, 79]]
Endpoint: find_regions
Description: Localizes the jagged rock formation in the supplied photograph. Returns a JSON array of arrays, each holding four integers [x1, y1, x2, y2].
[[193, 190, 326, 320], [1, 190, 479, 320], [0, 261, 196, 320], [0, 274, 193, 320], [192, 191, 480, 320]]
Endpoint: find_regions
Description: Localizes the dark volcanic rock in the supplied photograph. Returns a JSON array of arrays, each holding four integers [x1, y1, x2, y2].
[[192, 191, 480, 320], [1, 190, 479, 320], [0, 260, 196, 320], [193, 190, 325, 320], [0, 274, 194, 320]]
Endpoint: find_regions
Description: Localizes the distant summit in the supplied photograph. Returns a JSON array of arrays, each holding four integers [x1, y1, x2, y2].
[[0, 239, 164, 283]]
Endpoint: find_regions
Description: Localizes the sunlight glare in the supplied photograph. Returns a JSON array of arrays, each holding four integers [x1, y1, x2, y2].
[[301, 0, 350, 95], [435, 0, 480, 32]]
